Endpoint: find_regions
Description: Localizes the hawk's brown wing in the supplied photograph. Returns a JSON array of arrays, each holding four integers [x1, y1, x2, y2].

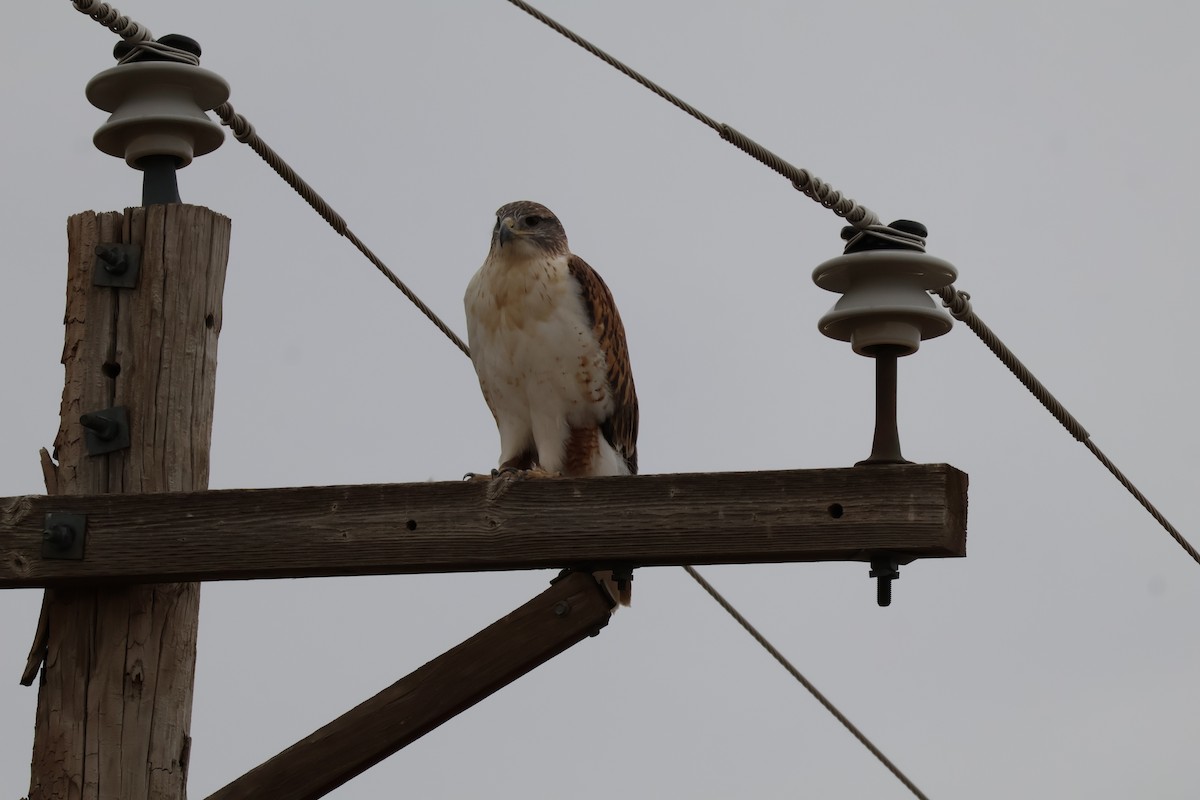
[[568, 254, 639, 474]]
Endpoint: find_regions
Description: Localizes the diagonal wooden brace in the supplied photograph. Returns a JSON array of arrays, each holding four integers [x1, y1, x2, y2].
[[203, 571, 614, 800]]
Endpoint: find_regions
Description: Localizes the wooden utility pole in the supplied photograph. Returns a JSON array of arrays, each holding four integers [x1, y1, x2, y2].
[[26, 204, 230, 800]]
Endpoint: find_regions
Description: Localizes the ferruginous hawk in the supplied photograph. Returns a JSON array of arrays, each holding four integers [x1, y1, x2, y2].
[[465, 201, 639, 604]]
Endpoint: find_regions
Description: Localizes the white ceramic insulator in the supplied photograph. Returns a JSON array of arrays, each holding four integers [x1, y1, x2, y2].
[[86, 61, 230, 168], [813, 250, 958, 356]]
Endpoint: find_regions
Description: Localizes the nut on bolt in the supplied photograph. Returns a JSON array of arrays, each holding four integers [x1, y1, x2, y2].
[[553, 600, 571, 617], [41, 512, 87, 560], [95, 245, 129, 274], [80, 412, 120, 441], [43, 523, 77, 551]]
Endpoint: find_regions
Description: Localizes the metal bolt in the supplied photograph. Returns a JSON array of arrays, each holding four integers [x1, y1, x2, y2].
[[95, 245, 129, 275], [80, 412, 119, 441], [869, 557, 899, 608], [553, 600, 571, 617], [41, 513, 87, 560], [856, 347, 909, 466], [876, 575, 892, 606], [43, 523, 76, 552]]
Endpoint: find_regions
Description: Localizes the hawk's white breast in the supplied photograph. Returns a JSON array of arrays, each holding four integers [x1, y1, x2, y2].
[[464, 249, 618, 474]]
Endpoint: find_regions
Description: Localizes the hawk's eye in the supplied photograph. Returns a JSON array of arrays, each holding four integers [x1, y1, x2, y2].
[[524, 215, 542, 228]]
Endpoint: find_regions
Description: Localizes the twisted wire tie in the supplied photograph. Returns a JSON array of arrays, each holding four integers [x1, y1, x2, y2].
[[935, 286, 1088, 442], [117, 39, 199, 66], [936, 285, 1200, 564], [73, 0, 152, 42]]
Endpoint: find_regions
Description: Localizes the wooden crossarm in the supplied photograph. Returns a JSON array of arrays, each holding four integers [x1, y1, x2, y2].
[[0, 463, 967, 588]]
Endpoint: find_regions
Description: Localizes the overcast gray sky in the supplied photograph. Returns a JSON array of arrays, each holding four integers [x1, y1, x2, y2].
[[3, 1, 1199, 797]]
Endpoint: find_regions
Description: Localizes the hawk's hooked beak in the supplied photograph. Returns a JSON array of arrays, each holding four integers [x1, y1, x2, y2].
[[497, 217, 516, 246]]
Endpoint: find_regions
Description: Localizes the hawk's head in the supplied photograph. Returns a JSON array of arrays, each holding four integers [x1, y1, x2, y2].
[[491, 201, 569, 258]]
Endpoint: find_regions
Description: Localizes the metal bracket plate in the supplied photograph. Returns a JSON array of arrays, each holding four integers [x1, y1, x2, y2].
[[42, 513, 87, 560], [81, 405, 131, 455], [92, 243, 141, 288]]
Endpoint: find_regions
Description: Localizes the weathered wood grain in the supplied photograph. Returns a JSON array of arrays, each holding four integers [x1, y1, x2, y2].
[[26, 205, 230, 800], [1, 463, 967, 588], [204, 570, 613, 800]]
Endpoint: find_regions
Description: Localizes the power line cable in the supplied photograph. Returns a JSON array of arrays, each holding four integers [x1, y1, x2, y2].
[[213, 102, 471, 357], [504, 0, 915, 250], [684, 566, 932, 799]]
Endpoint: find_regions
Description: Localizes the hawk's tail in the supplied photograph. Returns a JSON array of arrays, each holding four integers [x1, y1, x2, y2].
[[595, 570, 632, 608]]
